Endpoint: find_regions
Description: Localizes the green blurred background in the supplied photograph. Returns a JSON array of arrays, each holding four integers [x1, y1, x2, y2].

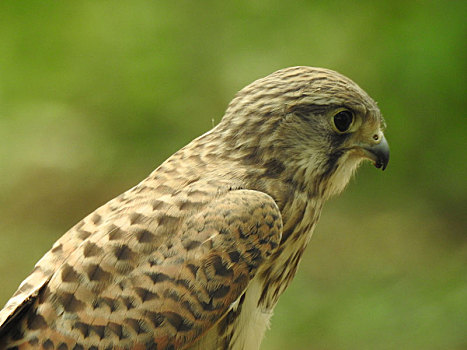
[[0, 1, 465, 349]]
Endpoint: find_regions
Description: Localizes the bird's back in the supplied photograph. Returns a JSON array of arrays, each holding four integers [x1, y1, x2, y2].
[[0, 134, 285, 350]]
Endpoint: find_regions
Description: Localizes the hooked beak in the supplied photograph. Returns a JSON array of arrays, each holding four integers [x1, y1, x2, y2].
[[363, 135, 390, 170]]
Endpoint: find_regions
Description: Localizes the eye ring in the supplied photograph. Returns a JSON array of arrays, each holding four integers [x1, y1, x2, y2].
[[332, 110, 354, 133]]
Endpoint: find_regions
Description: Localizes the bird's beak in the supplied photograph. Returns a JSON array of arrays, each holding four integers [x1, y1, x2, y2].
[[362, 135, 390, 170]]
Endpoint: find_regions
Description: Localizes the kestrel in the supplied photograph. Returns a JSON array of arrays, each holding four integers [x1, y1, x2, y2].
[[0, 66, 389, 350]]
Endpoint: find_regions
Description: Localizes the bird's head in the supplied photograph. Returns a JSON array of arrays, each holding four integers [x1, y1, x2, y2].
[[216, 66, 389, 199]]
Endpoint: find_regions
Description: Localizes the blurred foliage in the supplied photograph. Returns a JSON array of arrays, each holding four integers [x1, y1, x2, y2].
[[0, 1, 465, 349]]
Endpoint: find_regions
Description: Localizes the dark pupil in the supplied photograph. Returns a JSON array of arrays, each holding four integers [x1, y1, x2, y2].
[[334, 111, 353, 132]]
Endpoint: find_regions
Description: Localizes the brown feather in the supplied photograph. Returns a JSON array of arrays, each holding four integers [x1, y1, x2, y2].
[[0, 66, 386, 350]]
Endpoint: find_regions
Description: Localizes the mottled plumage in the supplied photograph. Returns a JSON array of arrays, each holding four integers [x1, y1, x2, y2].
[[0, 66, 389, 350]]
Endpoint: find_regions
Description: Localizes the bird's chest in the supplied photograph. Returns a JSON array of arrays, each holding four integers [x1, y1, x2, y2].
[[186, 277, 275, 350], [188, 235, 313, 350], [225, 209, 319, 349], [188, 200, 319, 350]]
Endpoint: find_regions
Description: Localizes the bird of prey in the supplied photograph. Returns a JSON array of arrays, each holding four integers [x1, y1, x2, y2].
[[0, 66, 389, 350]]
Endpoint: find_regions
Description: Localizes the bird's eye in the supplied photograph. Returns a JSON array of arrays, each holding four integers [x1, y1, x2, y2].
[[332, 110, 354, 133]]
